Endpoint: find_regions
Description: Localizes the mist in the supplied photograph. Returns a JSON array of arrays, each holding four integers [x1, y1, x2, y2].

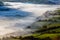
[[0, 2, 60, 38]]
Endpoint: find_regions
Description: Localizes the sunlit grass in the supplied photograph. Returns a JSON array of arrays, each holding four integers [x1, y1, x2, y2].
[[32, 33, 60, 39], [47, 23, 60, 27]]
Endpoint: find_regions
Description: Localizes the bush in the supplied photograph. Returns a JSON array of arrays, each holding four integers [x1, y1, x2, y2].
[[21, 36, 40, 40], [52, 35, 60, 40]]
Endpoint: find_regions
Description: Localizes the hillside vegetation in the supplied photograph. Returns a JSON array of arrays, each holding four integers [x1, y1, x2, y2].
[[1, 9, 60, 40]]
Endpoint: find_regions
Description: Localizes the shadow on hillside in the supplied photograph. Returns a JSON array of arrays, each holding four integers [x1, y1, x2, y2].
[[0, 6, 33, 19]]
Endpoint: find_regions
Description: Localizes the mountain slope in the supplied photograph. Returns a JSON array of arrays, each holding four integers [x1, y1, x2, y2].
[[0, 0, 60, 4]]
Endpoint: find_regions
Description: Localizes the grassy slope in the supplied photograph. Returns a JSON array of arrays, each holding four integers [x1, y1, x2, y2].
[[5, 9, 60, 40], [21, 9, 60, 40]]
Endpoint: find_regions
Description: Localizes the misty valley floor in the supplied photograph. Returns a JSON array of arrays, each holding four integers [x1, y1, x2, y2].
[[0, 2, 60, 38]]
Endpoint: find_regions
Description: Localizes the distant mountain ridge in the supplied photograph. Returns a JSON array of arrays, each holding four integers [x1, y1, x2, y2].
[[0, 0, 60, 4]]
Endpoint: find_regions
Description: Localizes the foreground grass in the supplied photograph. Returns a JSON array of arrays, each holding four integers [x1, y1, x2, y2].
[[32, 33, 60, 38]]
